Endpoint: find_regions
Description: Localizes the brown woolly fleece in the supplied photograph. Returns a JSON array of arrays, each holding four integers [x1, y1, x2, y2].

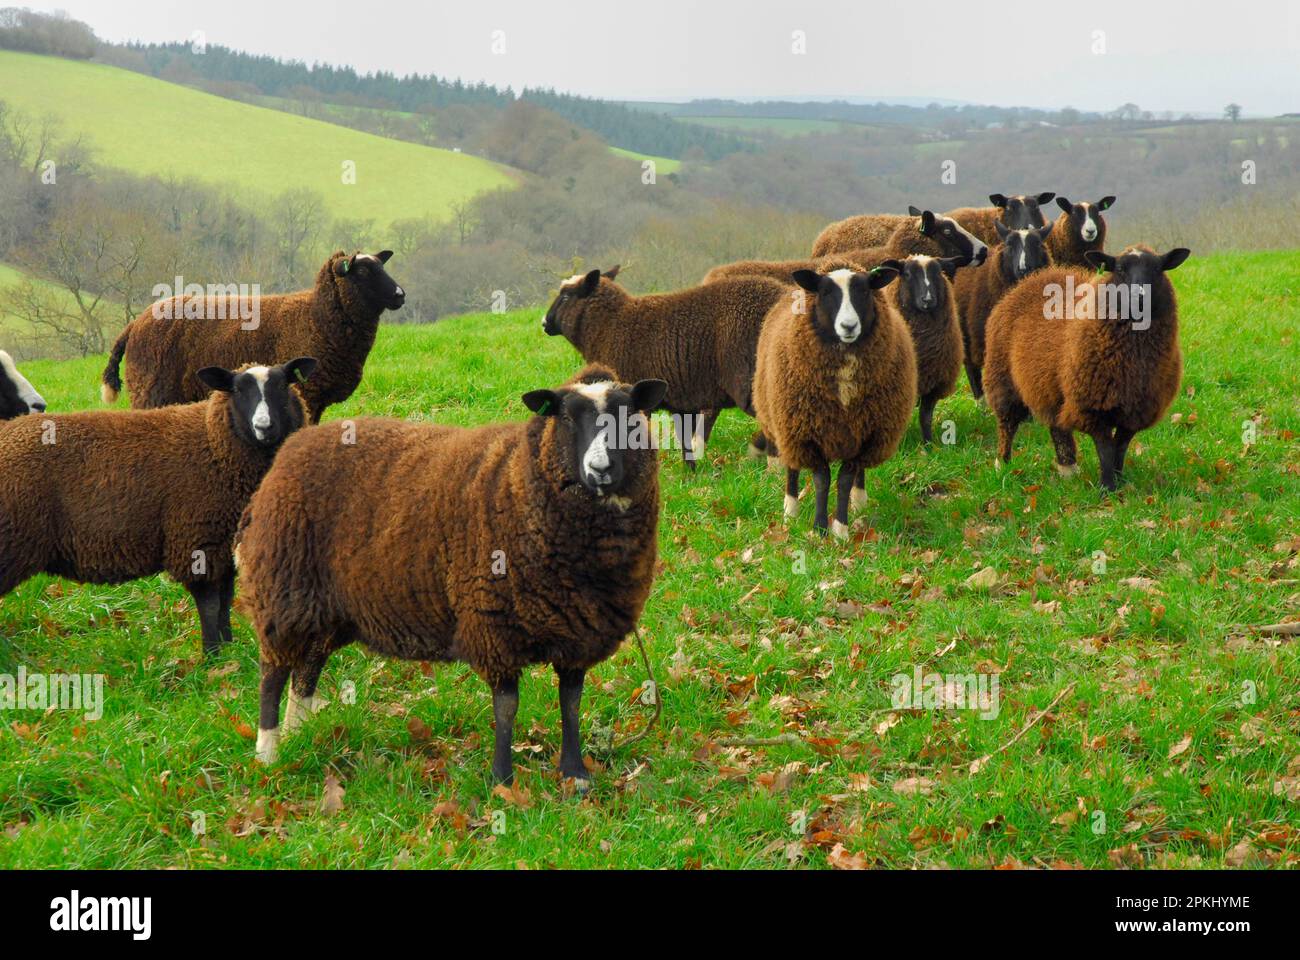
[[544, 271, 788, 465], [0, 382, 306, 643], [944, 206, 1008, 246], [752, 272, 915, 535], [701, 251, 870, 285], [104, 251, 393, 422], [888, 258, 964, 442], [810, 214, 909, 257], [983, 248, 1186, 490], [237, 365, 661, 783]]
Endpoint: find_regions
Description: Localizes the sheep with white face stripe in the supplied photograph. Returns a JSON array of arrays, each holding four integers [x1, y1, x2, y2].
[[752, 267, 916, 538], [1046, 195, 1115, 266], [0, 358, 315, 656], [0, 350, 46, 420], [235, 365, 666, 788]]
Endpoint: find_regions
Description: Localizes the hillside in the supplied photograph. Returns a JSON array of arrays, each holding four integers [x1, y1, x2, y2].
[[4, 251, 1298, 869], [0, 51, 516, 226]]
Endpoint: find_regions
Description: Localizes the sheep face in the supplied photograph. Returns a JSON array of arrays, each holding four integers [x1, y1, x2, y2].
[[911, 207, 988, 265], [990, 192, 1055, 230], [0, 350, 46, 420], [542, 266, 620, 338], [333, 250, 405, 312], [884, 255, 965, 316], [791, 267, 899, 347], [522, 375, 667, 499], [1084, 246, 1191, 326], [196, 357, 318, 449], [994, 222, 1054, 284], [1056, 196, 1115, 245]]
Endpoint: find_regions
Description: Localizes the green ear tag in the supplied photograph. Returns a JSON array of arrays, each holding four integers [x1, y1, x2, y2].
[[340, 259, 350, 274], [294, 368, 307, 383], [538, 399, 551, 415]]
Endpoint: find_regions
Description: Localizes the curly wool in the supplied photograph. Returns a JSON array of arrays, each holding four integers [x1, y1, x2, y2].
[[810, 214, 910, 257]]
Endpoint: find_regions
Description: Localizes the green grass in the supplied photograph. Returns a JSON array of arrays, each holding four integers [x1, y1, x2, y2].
[[677, 115, 870, 137], [608, 146, 682, 175], [0, 262, 122, 341], [2, 250, 1299, 869], [0, 51, 515, 226]]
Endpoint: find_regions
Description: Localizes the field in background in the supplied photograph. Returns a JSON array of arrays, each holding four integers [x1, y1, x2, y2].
[[1, 250, 1298, 868], [0, 51, 516, 226]]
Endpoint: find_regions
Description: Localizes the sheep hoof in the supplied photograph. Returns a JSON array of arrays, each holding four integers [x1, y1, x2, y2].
[[563, 775, 593, 796], [850, 486, 867, 510], [831, 520, 850, 541], [1055, 462, 1079, 477], [747, 443, 764, 460], [283, 692, 321, 732], [255, 727, 280, 765], [783, 494, 799, 519]]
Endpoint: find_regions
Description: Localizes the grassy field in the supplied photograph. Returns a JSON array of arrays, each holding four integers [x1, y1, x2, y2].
[[608, 146, 683, 175], [0, 52, 515, 226], [0, 262, 123, 344], [1, 250, 1298, 869], [677, 115, 865, 137]]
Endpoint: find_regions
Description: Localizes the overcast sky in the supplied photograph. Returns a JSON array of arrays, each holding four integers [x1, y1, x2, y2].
[[37, 0, 1300, 115]]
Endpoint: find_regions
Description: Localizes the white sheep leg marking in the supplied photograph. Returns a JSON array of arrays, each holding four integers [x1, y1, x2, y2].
[[1055, 463, 1079, 477], [283, 690, 319, 732], [850, 486, 867, 509], [256, 727, 280, 764], [831, 520, 850, 541], [783, 493, 799, 519]]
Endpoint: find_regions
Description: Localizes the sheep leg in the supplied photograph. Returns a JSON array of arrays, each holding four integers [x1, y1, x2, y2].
[[555, 667, 590, 788], [811, 465, 831, 535], [490, 676, 520, 785], [995, 402, 1028, 463], [285, 652, 329, 732], [257, 662, 292, 764], [832, 465, 854, 540], [699, 409, 720, 445], [217, 571, 235, 647], [918, 393, 939, 445], [784, 468, 800, 520], [1050, 428, 1079, 476], [1113, 426, 1136, 480], [964, 361, 985, 402], [187, 581, 224, 658], [747, 430, 768, 459], [850, 468, 867, 510], [676, 413, 699, 471], [1089, 430, 1119, 492]]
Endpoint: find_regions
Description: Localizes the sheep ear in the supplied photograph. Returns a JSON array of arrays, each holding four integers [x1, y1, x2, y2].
[[791, 269, 822, 293], [602, 265, 621, 280], [919, 210, 935, 234], [989, 194, 1008, 208], [375, 250, 394, 264], [334, 257, 351, 276], [995, 221, 1011, 241], [630, 379, 668, 413], [1161, 248, 1191, 272], [196, 367, 236, 393], [907, 205, 923, 217], [1085, 250, 1115, 272], [866, 266, 899, 289], [283, 357, 317, 384], [879, 258, 905, 273], [1036, 192, 1056, 204], [1098, 196, 1116, 211], [1037, 223, 1055, 240], [578, 269, 602, 297], [1056, 197, 1072, 212], [522, 389, 562, 416], [939, 256, 964, 278]]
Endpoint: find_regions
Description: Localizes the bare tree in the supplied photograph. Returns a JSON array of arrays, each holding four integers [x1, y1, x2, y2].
[[1224, 103, 1243, 122]]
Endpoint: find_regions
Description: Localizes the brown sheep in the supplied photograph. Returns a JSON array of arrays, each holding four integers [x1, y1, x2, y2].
[[0, 358, 315, 655], [701, 251, 868, 286], [753, 267, 916, 538], [983, 246, 1190, 490], [0, 350, 46, 420], [946, 192, 1056, 246], [542, 266, 787, 468], [1046, 195, 1116, 266], [236, 365, 667, 788], [878, 255, 969, 444], [102, 250, 404, 423], [812, 207, 988, 265], [951, 222, 1055, 400]]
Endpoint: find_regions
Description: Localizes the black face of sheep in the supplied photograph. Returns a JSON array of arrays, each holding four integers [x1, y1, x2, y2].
[[994, 222, 1055, 284], [195, 358, 318, 450], [990, 192, 1055, 230], [334, 250, 406, 312], [883, 256, 967, 314], [791, 267, 900, 347], [542, 266, 621, 336], [0, 350, 46, 420], [522, 374, 668, 498], [911, 206, 988, 265], [1057, 195, 1116, 244], [1085, 246, 1191, 324]]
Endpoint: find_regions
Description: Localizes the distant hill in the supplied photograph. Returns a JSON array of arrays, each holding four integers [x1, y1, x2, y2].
[[0, 51, 517, 227]]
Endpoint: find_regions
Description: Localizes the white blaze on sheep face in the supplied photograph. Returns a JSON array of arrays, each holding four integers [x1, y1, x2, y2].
[[0, 349, 46, 416], [1081, 204, 1099, 242], [828, 270, 862, 343], [575, 381, 616, 492], [248, 366, 272, 441]]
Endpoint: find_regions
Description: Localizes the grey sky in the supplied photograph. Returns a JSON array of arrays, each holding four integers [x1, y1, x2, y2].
[[37, 0, 1300, 114]]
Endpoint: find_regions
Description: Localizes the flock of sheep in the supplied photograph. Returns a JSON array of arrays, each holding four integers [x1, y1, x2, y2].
[[0, 191, 1190, 788]]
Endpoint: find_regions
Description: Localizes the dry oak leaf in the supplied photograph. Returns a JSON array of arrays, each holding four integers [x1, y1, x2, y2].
[[827, 842, 870, 870], [1167, 733, 1193, 760], [320, 773, 346, 816], [892, 776, 937, 796]]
